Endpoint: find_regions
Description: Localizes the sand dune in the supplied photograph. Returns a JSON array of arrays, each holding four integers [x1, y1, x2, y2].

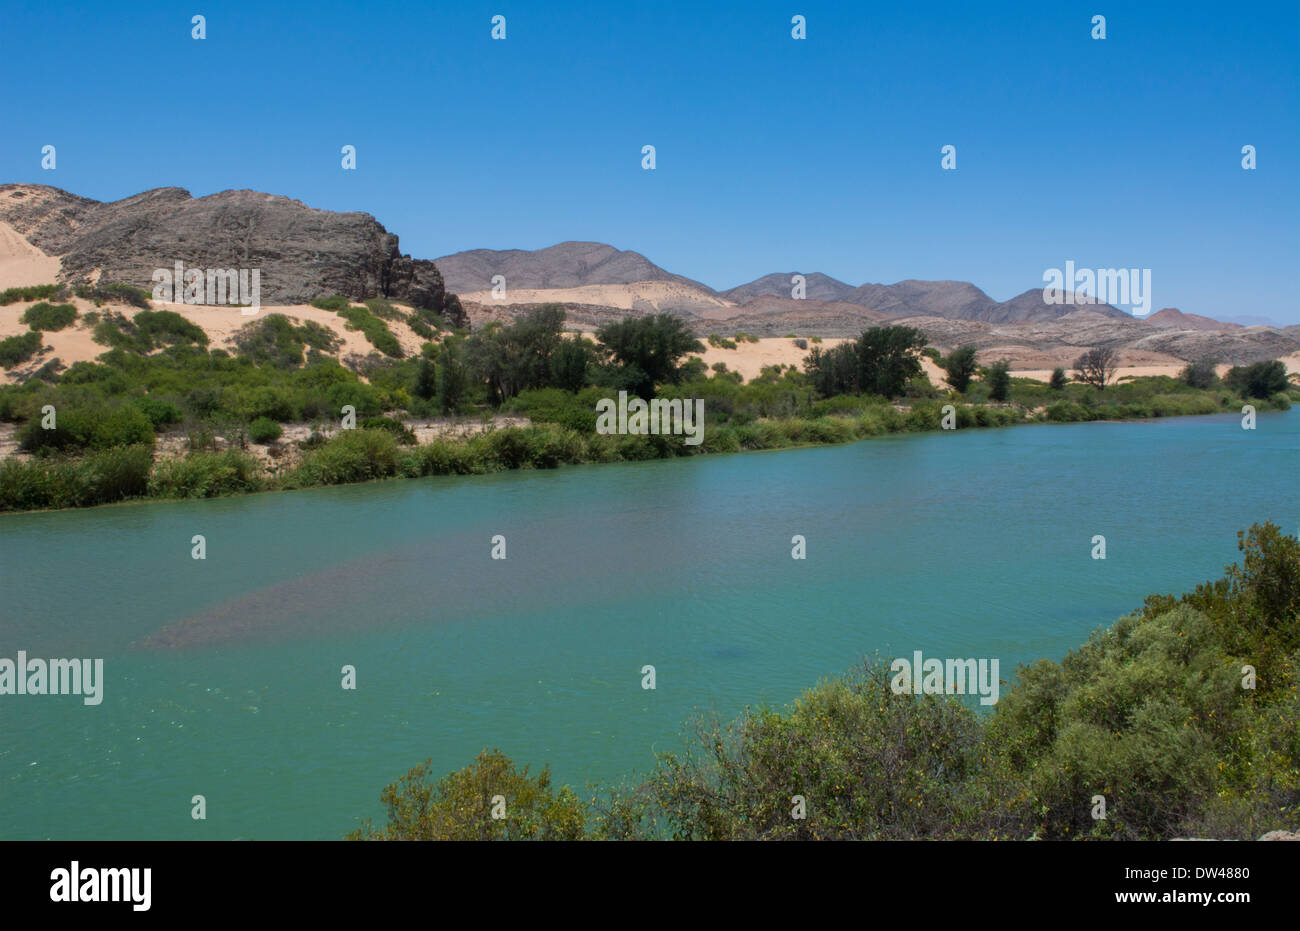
[[458, 280, 734, 314], [0, 220, 61, 287]]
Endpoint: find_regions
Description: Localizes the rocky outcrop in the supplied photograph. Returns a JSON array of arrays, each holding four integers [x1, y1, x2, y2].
[[0, 184, 465, 326]]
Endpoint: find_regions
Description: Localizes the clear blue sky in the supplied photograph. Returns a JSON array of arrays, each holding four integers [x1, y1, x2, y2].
[[5, 0, 1298, 322]]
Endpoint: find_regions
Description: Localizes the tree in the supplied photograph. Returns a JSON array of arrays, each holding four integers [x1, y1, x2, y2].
[[803, 326, 929, 399], [596, 314, 704, 398], [987, 360, 1012, 402], [804, 342, 861, 397], [857, 325, 929, 398], [1049, 367, 1068, 390], [1178, 358, 1218, 390], [412, 356, 436, 401], [346, 749, 586, 841], [1073, 346, 1119, 390], [941, 345, 979, 393], [1223, 360, 1288, 399], [437, 342, 468, 413], [549, 336, 592, 392], [468, 304, 568, 403]]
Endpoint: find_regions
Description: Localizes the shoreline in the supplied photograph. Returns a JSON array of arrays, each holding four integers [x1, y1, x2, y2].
[[3, 395, 1293, 516]]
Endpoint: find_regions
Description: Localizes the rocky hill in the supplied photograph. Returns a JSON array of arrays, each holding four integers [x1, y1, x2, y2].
[[0, 183, 465, 326]]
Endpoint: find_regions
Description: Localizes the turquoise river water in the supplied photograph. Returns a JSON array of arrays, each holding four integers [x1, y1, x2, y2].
[[1, 410, 1296, 838]]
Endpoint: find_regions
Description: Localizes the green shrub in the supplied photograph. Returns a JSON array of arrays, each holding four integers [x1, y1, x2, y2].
[[0, 284, 60, 305], [337, 306, 403, 358], [360, 416, 416, 445], [290, 429, 399, 485], [0, 331, 43, 368], [248, 417, 283, 443], [133, 310, 209, 348], [348, 749, 586, 841], [0, 445, 153, 510], [17, 402, 154, 453], [148, 450, 262, 498], [20, 302, 78, 331], [310, 295, 352, 312], [132, 397, 184, 430]]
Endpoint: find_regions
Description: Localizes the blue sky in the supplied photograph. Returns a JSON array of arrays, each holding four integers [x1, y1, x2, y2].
[[5, 0, 1298, 322]]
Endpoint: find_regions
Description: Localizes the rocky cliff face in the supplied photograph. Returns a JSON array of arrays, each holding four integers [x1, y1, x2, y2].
[[0, 184, 465, 326]]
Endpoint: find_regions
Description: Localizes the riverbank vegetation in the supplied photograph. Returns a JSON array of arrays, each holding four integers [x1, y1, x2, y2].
[[347, 522, 1300, 841], [1, 294, 1296, 512]]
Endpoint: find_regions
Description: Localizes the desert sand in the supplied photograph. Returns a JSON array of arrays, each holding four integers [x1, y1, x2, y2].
[[0, 221, 61, 288]]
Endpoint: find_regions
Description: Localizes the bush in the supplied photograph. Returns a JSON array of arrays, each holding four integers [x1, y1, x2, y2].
[[1224, 360, 1289, 399], [310, 295, 352, 312], [337, 306, 403, 358], [0, 445, 153, 510], [0, 284, 60, 305], [248, 416, 283, 443], [20, 302, 78, 331], [148, 450, 262, 499], [133, 310, 209, 348], [347, 749, 586, 841], [360, 416, 416, 445], [132, 397, 184, 430], [17, 402, 154, 453], [290, 429, 399, 485], [1179, 359, 1218, 390], [0, 331, 43, 368]]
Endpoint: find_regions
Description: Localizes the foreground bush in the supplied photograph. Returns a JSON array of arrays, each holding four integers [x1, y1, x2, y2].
[[347, 750, 585, 841], [350, 524, 1300, 841]]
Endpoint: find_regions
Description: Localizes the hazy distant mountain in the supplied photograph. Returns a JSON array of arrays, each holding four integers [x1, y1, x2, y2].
[[988, 288, 1133, 324], [721, 272, 856, 304], [1145, 308, 1240, 331], [1220, 313, 1285, 328], [434, 241, 713, 295]]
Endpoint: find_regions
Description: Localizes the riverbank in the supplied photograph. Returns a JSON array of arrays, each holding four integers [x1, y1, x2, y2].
[[2, 382, 1295, 513]]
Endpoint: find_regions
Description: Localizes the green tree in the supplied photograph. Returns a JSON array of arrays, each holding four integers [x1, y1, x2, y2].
[[941, 345, 979, 393], [596, 314, 704, 398], [1049, 367, 1068, 390], [549, 336, 591, 392], [437, 342, 469, 414], [987, 360, 1012, 402], [412, 356, 437, 401], [1179, 358, 1218, 390], [856, 325, 929, 398], [468, 304, 568, 403], [1224, 360, 1289, 399], [347, 749, 586, 840]]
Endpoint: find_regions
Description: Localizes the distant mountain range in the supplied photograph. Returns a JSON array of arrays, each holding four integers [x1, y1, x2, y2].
[[2, 184, 1296, 365], [437, 241, 1135, 325]]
